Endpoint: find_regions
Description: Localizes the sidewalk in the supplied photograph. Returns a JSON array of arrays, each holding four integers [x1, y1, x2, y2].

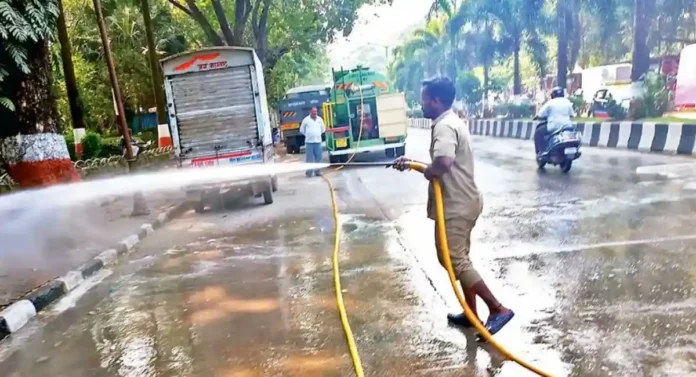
[[0, 190, 186, 307]]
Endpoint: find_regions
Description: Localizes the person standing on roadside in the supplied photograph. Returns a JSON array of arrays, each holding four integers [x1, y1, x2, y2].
[[393, 77, 515, 335], [300, 107, 326, 177]]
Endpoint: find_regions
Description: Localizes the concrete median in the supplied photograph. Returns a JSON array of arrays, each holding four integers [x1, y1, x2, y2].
[[408, 118, 696, 155]]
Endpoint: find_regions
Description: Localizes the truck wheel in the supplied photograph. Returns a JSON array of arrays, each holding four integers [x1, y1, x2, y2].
[[329, 154, 341, 164], [386, 148, 395, 158], [193, 200, 205, 213], [271, 176, 278, 192], [263, 189, 274, 204], [395, 146, 406, 157]]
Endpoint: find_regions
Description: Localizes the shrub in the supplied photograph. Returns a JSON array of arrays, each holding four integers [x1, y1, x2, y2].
[[64, 132, 77, 161], [606, 98, 628, 120], [570, 95, 586, 116], [637, 72, 670, 119], [407, 108, 424, 118], [493, 102, 535, 119], [81, 132, 103, 160], [100, 139, 123, 158]]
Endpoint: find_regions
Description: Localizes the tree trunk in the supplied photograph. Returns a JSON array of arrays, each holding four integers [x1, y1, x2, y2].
[[631, 0, 651, 82], [513, 36, 522, 95], [0, 40, 81, 188], [557, 0, 568, 89], [483, 62, 490, 117], [140, 0, 167, 125], [57, 0, 86, 131]]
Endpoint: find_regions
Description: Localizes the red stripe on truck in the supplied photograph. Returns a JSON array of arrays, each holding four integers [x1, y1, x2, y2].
[[190, 150, 252, 164]]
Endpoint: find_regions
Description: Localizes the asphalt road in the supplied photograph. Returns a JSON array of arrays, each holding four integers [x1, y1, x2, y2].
[[2, 128, 696, 377]]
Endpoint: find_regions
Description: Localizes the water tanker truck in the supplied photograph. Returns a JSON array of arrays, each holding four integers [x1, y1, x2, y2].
[[322, 66, 408, 163]]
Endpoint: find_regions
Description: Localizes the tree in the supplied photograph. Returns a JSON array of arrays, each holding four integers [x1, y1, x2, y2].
[[631, 0, 653, 82], [481, 0, 548, 95], [56, 0, 86, 130], [557, 0, 569, 89], [0, 0, 81, 187], [166, 0, 393, 71], [139, 0, 166, 124]]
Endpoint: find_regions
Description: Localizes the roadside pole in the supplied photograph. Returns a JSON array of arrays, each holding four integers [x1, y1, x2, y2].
[[92, 0, 149, 216]]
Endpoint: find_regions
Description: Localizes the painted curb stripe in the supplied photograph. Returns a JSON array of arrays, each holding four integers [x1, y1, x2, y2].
[[678, 124, 696, 155], [412, 119, 695, 155], [639, 123, 656, 151], [0, 203, 189, 341], [627, 123, 642, 150], [607, 123, 620, 148], [652, 124, 669, 152], [590, 123, 601, 147]]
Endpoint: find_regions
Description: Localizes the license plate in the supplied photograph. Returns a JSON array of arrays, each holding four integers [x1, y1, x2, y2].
[[336, 138, 347, 148], [565, 147, 578, 154], [281, 123, 300, 130]]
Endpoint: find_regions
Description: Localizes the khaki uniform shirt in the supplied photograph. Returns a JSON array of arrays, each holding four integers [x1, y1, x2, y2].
[[427, 110, 483, 221]]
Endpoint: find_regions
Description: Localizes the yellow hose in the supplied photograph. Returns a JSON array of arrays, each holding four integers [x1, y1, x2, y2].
[[321, 82, 551, 375], [321, 83, 366, 377], [406, 161, 553, 377]]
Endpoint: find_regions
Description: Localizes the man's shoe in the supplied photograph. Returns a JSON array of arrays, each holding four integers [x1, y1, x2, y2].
[[447, 313, 476, 328]]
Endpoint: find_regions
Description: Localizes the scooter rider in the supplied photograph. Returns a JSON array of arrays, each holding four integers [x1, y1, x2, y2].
[[534, 87, 576, 155]]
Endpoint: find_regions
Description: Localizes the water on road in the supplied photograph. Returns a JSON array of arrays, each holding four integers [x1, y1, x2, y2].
[[2, 129, 696, 377]]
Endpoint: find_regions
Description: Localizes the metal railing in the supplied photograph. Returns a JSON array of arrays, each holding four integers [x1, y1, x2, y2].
[[0, 146, 174, 193], [408, 118, 432, 129]]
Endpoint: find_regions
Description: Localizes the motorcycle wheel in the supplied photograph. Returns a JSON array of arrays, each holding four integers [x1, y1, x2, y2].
[[561, 160, 572, 173], [536, 156, 546, 170]]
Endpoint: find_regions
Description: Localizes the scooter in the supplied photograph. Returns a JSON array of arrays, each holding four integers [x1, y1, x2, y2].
[[534, 118, 582, 173]]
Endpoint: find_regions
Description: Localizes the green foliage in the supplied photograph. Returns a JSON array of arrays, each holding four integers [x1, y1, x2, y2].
[[569, 94, 585, 115], [632, 72, 670, 119], [81, 131, 103, 159], [456, 71, 483, 104], [0, 0, 60, 110], [407, 108, 424, 118], [493, 101, 535, 119], [606, 98, 627, 121], [64, 131, 77, 160]]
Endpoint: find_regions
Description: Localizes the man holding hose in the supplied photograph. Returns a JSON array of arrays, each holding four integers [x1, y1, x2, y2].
[[393, 77, 515, 335]]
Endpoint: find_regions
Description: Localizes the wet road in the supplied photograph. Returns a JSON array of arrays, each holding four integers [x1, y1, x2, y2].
[[2, 128, 696, 377]]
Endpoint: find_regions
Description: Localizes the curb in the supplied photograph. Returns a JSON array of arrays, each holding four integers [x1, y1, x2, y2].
[[465, 119, 696, 155], [0, 202, 189, 342]]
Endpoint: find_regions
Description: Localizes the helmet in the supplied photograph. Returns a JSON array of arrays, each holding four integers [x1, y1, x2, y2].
[[551, 87, 565, 99]]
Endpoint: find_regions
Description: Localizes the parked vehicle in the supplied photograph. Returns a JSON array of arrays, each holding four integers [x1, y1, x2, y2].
[[535, 119, 583, 173], [160, 47, 278, 212], [588, 87, 631, 118], [674, 44, 696, 114], [322, 66, 408, 163], [278, 85, 331, 154]]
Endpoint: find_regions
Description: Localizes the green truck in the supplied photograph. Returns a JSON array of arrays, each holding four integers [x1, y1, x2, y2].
[[323, 66, 408, 163]]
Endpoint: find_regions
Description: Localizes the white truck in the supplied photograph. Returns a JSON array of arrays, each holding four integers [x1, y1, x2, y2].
[[161, 47, 278, 212]]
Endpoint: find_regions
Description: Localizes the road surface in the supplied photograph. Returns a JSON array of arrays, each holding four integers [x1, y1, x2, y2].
[[2, 128, 696, 377]]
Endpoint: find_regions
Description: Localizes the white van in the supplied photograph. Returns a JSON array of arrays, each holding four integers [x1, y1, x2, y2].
[[161, 47, 278, 212]]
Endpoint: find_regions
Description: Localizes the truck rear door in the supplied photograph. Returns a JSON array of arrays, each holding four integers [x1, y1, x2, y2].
[[170, 66, 259, 166], [376, 92, 408, 139]]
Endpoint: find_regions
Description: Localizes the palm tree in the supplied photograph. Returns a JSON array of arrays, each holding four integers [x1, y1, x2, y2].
[[0, 0, 81, 187], [476, 0, 549, 95], [403, 18, 450, 77]]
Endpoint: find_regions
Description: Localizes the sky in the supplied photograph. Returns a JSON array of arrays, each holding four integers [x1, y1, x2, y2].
[[327, 0, 433, 73]]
